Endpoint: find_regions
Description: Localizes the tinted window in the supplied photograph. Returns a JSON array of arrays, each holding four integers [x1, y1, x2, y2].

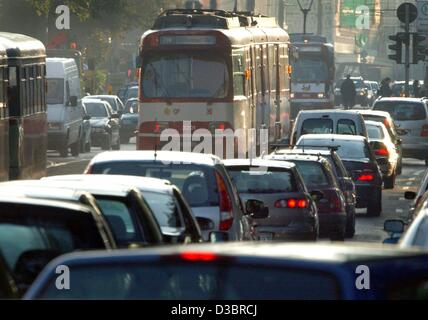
[[301, 119, 333, 135], [84, 102, 108, 118], [92, 162, 217, 207], [46, 78, 64, 105], [142, 191, 181, 228], [38, 263, 340, 300], [124, 100, 139, 113], [228, 168, 297, 193], [96, 199, 142, 245], [298, 139, 370, 160], [412, 217, 428, 248], [289, 161, 331, 188], [0, 204, 105, 272], [374, 102, 427, 121], [337, 119, 357, 135], [367, 124, 384, 139]]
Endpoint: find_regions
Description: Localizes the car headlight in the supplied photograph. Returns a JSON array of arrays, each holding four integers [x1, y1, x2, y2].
[[359, 91, 366, 96], [290, 93, 295, 99], [317, 93, 325, 98]]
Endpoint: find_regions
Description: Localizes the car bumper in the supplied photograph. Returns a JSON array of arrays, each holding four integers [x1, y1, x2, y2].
[[255, 222, 318, 241], [318, 212, 347, 236], [48, 131, 67, 149], [354, 184, 380, 208], [120, 124, 137, 137], [91, 131, 109, 146], [401, 145, 428, 159]]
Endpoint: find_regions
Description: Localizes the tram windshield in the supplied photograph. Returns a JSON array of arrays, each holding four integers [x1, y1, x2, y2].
[[142, 52, 230, 99]]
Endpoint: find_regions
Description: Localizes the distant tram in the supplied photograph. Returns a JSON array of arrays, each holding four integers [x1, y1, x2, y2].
[[0, 32, 47, 181], [137, 9, 291, 156]]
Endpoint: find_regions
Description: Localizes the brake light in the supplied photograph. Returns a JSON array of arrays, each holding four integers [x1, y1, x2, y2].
[[218, 123, 226, 130], [329, 192, 344, 213], [383, 119, 390, 128], [421, 125, 428, 137], [375, 148, 389, 156], [215, 173, 233, 231], [154, 122, 161, 133], [358, 173, 374, 181], [180, 252, 217, 262], [275, 199, 307, 209]]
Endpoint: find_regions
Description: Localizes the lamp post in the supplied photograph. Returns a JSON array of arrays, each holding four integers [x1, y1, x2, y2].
[[297, 0, 315, 34]]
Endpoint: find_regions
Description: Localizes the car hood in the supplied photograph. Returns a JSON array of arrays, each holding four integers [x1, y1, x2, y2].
[[90, 118, 109, 127]]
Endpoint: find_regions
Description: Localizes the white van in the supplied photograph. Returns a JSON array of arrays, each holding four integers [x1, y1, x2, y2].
[[46, 58, 83, 157]]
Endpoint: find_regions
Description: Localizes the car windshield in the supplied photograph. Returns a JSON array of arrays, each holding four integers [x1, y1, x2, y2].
[[46, 78, 64, 105], [37, 263, 340, 299], [0, 204, 105, 272], [366, 124, 384, 140], [141, 191, 182, 228], [227, 167, 298, 193], [373, 102, 427, 121], [84, 102, 108, 118], [91, 162, 217, 207], [96, 97, 117, 111], [298, 139, 371, 160], [287, 161, 331, 188], [301, 119, 333, 135], [142, 52, 230, 99]]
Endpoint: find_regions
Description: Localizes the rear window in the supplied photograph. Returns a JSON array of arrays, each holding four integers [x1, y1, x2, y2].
[[337, 119, 357, 135], [366, 124, 384, 140], [298, 139, 371, 161], [301, 119, 333, 135], [374, 102, 427, 121], [227, 167, 298, 194], [142, 191, 182, 228], [0, 204, 105, 272], [288, 161, 332, 188], [38, 263, 340, 300], [92, 162, 217, 207]]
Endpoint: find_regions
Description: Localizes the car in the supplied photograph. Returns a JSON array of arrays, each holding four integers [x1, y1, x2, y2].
[[296, 134, 383, 216], [120, 98, 139, 143], [356, 109, 403, 174], [124, 85, 139, 103], [79, 102, 92, 153], [372, 97, 428, 165], [82, 99, 121, 150], [290, 110, 368, 146], [224, 158, 320, 241], [44, 174, 204, 244], [117, 82, 138, 103], [364, 81, 379, 106], [274, 147, 356, 238], [391, 81, 424, 97], [83, 95, 125, 115], [84, 151, 257, 242], [365, 120, 399, 189], [25, 242, 428, 300], [403, 169, 428, 222], [0, 195, 115, 294], [0, 179, 164, 248], [0, 252, 18, 299], [264, 153, 347, 240]]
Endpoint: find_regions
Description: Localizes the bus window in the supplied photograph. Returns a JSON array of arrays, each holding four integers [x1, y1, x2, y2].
[[233, 51, 245, 96]]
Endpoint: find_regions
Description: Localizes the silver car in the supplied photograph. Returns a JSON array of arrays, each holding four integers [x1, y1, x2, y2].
[[373, 97, 428, 166]]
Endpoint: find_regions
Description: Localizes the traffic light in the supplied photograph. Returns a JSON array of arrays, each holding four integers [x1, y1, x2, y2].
[[413, 33, 427, 64], [388, 33, 404, 64]]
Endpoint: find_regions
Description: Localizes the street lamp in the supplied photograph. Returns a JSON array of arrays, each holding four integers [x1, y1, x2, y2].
[[297, 0, 315, 34]]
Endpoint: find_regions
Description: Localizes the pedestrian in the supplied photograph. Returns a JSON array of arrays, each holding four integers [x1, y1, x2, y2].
[[413, 80, 421, 98], [340, 75, 356, 110], [379, 77, 392, 97]]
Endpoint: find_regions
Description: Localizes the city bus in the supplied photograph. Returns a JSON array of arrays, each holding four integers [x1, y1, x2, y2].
[[0, 32, 47, 180], [137, 9, 291, 157], [289, 34, 335, 120]]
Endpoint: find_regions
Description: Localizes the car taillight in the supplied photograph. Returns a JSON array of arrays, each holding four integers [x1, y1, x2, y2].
[[275, 198, 308, 209], [154, 122, 161, 133], [375, 148, 389, 156], [357, 172, 374, 181], [180, 252, 217, 262], [329, 192, 345, 213], [421, 125, 428, 137], [215, 173, 233, 231]]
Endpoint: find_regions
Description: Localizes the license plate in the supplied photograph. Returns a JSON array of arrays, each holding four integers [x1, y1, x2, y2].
[[258, 232, 274, 241]]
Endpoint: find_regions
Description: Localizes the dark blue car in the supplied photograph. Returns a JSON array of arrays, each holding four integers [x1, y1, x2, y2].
[[25, 243, 428, 300]]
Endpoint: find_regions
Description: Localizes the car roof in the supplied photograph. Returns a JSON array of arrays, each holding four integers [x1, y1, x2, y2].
[[86, 95, 118, 99], [375, 97, 425, 103], [265, 153, 323, 163], [43, 175, 174, 194], [0, 194, 92, 213], [356, 109, 392, 118], [275, 148, 333, 157], [82, 99, 106, 105], [39, 242, 428, 266], [223, 158, 296, 170], [90, 151, 222, 167], [1, 180, 136, 198], [298, 134, 367, 143], [365, 120, 386, 128], [298, 110, 362, 117]]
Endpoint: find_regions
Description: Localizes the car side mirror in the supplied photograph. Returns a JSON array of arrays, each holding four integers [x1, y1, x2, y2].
[[310, 190, 324, 202], [245, 199, 269, 219], [384, 219, 405, 234], [404, 191, 417, 200], [83, 115, 91, 121], [209, 231, 229, 243], [196, 217, 215, 231], [69, 96, 78, 107]]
